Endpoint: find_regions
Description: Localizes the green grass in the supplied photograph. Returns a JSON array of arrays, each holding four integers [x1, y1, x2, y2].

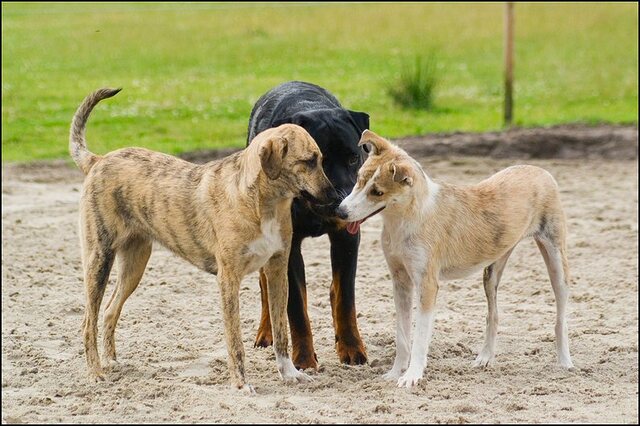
[[2, 2, 637, 162]]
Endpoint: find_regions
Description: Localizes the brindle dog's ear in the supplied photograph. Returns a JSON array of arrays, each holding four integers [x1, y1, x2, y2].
[[389, 162, 414, 187], [259, 136, 289, 180], [358, 129, 390, 156]]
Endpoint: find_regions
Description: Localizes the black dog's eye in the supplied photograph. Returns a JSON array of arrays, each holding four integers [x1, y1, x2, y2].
[[348, 155, 358, 166], [370, 187, 384, 197]]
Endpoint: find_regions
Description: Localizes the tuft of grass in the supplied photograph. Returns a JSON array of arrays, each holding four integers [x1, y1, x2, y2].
[[388, 53, 439, 110]]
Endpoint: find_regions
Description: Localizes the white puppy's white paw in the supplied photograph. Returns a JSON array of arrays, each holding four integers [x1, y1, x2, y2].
[[397, 369, 423, 388], [558, 357, 575, 370], [472, 351, 495, 368], [382, 368, 402, 381]]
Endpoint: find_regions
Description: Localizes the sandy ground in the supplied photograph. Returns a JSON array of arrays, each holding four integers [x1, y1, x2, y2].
[[2, 153, 638, 423]]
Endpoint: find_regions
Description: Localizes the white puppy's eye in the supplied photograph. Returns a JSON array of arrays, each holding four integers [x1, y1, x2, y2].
[[370, 188, 384, 197]]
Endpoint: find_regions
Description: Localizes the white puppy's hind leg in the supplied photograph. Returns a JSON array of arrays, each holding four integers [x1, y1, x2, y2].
[[474, 248, 513, 368], [535, 236, 574, 369], [383, 267, 413, 381]]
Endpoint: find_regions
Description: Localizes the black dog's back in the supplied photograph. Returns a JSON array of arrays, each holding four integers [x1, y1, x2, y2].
[[247, 81, 343, 143]]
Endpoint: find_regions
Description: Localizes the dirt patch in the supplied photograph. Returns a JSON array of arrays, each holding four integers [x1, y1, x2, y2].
[[395, 123, 638, 161], [2, 126, 638, 423], [177, 124, 638, 164]]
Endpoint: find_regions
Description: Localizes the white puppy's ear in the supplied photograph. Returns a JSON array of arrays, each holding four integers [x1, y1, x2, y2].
[[358, 129, 390, 156], [390, 162, 414, 187], [259, 136, 289, 180]]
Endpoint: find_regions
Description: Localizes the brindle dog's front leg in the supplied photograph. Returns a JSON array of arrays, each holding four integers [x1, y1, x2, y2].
[[263, 252, 313, 383], [217, 266, 254, 394], [329, 228, 367, 365]]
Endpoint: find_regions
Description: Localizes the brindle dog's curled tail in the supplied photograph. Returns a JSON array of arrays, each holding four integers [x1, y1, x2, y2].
[[69, 88, 122, 174]]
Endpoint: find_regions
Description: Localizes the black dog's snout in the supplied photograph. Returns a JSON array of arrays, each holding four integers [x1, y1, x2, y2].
[[325, 186, 340, 204], [334, 205, 349, 220]]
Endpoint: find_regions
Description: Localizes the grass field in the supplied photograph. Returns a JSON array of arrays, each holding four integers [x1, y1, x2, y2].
[[2, 2, 637, 162]]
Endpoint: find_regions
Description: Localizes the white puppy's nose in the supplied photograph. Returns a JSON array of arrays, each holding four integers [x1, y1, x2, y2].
[[335, 204, 349, 220]]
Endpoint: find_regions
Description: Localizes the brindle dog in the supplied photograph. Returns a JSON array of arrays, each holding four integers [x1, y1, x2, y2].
[[71, 88, 338, 393]]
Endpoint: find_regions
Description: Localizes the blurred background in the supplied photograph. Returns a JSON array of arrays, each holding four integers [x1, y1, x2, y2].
[[2, 2, 637, 162]]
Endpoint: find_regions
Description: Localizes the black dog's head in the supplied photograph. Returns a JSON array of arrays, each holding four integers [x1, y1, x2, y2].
[[274, 108, 370, 217]]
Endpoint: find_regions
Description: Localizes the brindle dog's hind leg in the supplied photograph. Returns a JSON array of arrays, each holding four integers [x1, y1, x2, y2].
[[102, 236, 152, 367], [81, 234, 115, 381]]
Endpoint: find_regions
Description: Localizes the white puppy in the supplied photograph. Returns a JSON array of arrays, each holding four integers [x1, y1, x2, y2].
[[338, 130, 574, 388]]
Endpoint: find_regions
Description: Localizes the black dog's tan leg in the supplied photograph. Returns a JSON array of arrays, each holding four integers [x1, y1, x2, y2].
[[102, 237, 152, 366], [473, 248, 514, 368], [255, 239, 318, 370], [217, 266, 252, 393], [254, 269, 273, 348], [82, 243, 115, 381], [329, 229, 367, 365], [263, 253, 312, 383], [285, 238, 317, 370]]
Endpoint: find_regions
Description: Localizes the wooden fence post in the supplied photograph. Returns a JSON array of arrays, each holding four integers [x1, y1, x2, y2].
[[504, 2, 514, 126]]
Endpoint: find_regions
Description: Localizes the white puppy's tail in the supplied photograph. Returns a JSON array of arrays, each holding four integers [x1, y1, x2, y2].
[[69, 88, 121, 174]]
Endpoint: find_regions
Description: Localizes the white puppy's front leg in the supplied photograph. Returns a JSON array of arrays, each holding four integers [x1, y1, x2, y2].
[[397, 267, 438, 388], [397, 309, 435, 387], [382, 265, 413, 381]]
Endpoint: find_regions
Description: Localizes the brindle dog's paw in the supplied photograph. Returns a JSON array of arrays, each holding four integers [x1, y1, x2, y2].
[[88, 369, 106, 382], [101, 358, 120, 372], [284, 369, 313, 384], [336, 340, 367, 365], [239, 383, 256, 395]]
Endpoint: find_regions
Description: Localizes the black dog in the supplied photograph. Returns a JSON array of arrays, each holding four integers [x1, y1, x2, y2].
[[247, 81, 370, 369]]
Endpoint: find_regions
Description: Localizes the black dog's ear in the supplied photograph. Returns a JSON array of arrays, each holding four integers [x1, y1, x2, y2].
[[348, 110, 370, 153], [348, 110, 370, 133]]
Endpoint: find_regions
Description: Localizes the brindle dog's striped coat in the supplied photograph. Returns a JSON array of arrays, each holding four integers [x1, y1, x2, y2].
[[70, 89, 337, 393]]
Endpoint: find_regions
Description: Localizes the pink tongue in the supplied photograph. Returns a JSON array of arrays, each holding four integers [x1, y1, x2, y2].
[[346, 220, 363, 235]]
